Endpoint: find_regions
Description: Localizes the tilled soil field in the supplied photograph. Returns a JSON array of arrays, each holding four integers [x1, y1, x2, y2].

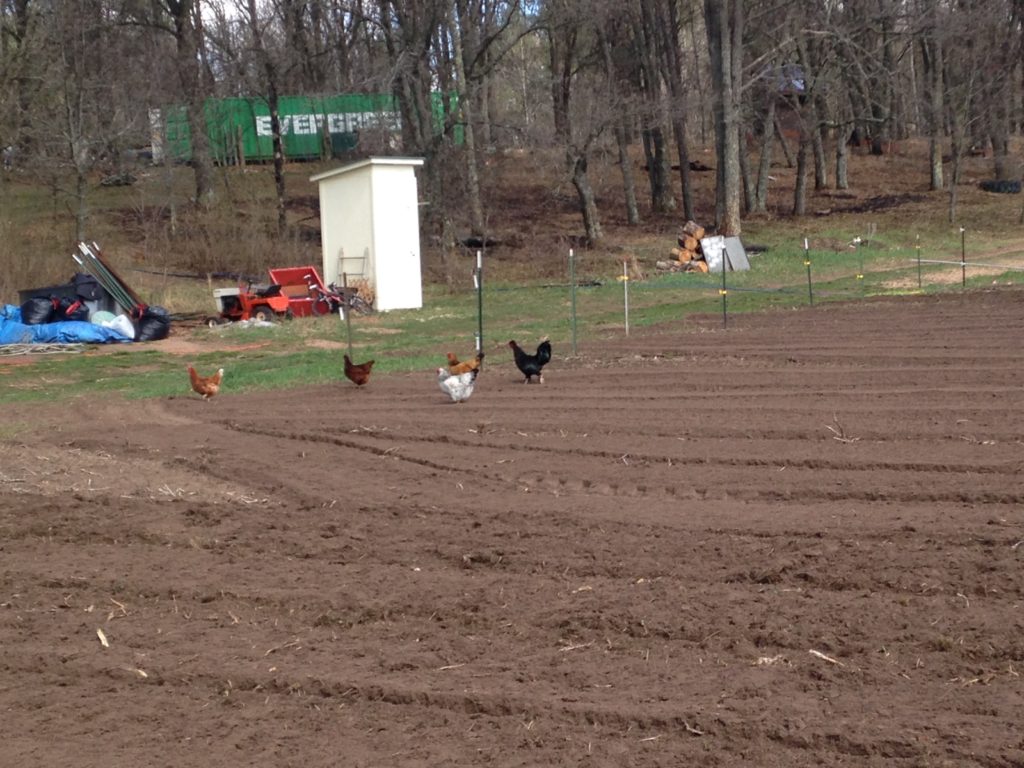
[[2, 290, 1024, 767]]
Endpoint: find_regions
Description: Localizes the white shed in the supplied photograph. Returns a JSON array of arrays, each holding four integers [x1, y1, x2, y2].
[[310, 156, 425, 312]]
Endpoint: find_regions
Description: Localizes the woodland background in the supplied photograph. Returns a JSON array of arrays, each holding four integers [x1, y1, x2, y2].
[[1, 0, 1023, 298]]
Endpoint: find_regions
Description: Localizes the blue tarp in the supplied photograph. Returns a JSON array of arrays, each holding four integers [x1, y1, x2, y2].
[[0, 304, 132, 344]]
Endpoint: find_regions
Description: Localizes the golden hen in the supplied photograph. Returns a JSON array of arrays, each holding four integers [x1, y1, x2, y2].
[[446, 350, 484, 375], [187, 364, 224, 400]]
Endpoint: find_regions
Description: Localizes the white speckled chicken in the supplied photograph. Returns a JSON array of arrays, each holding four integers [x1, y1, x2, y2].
[[437, 367, 478, 403]]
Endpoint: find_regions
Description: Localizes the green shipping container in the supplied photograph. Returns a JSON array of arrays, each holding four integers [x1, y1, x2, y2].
[[151, 93, 455, 164]]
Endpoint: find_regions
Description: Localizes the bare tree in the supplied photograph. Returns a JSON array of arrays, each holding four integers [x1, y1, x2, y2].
[[542, 0, 613, 244], [919, 0, 944, 191], [598, 23, 641, 224], [0, 0, 36, 156], [657, 0, 696, 221], [130, 0, 218, 207], [240, 0, 288, 234], [704, 0, 741, 235]]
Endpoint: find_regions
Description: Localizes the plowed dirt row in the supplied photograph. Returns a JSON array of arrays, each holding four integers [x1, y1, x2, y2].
[[3, 290, 1024, 767]]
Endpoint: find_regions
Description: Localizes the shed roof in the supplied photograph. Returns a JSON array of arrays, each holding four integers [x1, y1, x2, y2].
[[310, 156, 425, 183]]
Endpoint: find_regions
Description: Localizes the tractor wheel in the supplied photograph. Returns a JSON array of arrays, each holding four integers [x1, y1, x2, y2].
[[253, 306, 277, 322]]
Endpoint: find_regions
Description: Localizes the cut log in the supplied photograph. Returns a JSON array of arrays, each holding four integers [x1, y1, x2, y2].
[[670, 247, 686, 260], [692, 259, 709, 273], [677, 248, 695, 263], [628, 254, 645, 282], [682, 220, 705, 240]]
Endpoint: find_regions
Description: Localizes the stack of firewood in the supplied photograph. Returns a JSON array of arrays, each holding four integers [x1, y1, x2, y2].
[[656, 220, 710, 273]]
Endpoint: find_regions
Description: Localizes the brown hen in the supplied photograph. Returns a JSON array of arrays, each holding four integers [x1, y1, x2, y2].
[[343, 354, 375, 386]]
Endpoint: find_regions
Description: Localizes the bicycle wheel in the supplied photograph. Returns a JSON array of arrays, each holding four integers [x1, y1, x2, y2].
[[348, 296, 374, 315], [311, 296, 333, 316]]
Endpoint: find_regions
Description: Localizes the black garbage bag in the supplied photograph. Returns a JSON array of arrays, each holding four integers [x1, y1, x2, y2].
[[21, 296, 56, 324], [979, 179, 1022, 194], [72, 272, 103, 301], [57, 296, 90, 321], [136, 305, 171, 341]]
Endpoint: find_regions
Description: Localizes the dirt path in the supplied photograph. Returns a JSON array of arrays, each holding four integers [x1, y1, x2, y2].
[[3, 289, 1024, 766]]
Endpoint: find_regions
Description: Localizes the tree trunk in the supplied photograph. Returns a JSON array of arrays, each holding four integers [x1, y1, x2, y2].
[[773, 115, 795, 167], [569, 150, 602, 245], [268, 83, 287, 235], [812, 111, 828, 190], [9, 0, 34, 155], [835, 126, 850, 190], [793, 133, 809, 216], [948, 151, 961, 224], [74, 165, 87, 242], [634, 0, 674, 214], [752, 91, 776, 213], [451, 6, 485, 236], [661, 0, 694, 220], [616, 120, 641, 225], [921, 31, 944, 191], [169, 0, 215, 207], [642, 126, 675, 214], [704, 0, 741, 235], [599, 28, 640, 224], [547, 12, 601, 244], [246, 0, 286, 234], [738, 135, 753, 214], [795, 30, 827, 189], [671, 117, 695, 221], [548, 26, 574, 143]]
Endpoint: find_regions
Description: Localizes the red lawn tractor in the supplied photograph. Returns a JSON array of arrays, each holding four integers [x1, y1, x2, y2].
[[208, 283, 291, 327]]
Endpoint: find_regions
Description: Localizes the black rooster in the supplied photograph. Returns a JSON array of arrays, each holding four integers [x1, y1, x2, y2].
[[508, 337, 552, 384]]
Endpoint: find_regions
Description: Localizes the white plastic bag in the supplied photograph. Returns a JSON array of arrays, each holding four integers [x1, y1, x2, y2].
[[102, 313, 136, 340]]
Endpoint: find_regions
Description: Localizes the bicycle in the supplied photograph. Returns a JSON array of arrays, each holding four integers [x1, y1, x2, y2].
[[307, 281, 374, 317]]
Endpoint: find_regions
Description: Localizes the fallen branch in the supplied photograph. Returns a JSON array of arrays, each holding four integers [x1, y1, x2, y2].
[[808, 649, 843, 667], [264, 639, 301, 656], [558, 640, 594, 653]]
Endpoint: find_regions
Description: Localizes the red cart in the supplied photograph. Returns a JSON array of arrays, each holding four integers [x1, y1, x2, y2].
[[268, 265, 372, 317]]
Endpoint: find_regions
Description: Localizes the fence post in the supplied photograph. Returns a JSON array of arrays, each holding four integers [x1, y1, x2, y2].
[[342, 272, 352, 357], [622, 260, 630, 336], [720, 254, 728, 328], [804, 238, 814, 306], [960, 227, 966, 288], [474, 250, 483, 353], [916, 234, 922, 290], [569, 249, 578, 355], [853, 235, 864, 292]]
